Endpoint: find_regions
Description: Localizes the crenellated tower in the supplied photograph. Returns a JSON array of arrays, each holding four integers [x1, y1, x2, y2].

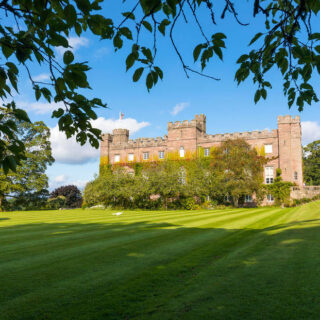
[[277, 115, 303, 185]]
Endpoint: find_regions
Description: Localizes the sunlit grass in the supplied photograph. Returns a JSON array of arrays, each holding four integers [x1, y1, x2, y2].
[[1, 203, 320, 319]]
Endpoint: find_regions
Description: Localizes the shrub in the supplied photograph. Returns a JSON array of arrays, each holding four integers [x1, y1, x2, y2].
[[47, 196, 66, 209], [50, 185, 82, 208]]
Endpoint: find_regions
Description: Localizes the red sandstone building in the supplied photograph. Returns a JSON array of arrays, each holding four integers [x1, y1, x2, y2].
[[100, 114, 303, 187]]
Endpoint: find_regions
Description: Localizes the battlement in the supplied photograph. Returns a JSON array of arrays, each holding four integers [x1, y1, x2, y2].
[[167, 119, 199, 129], [113, 129, 129, 135], [202, 129, 278, 142], [167, 114, 206, 132], [277, 115, 300, 124], [127, 136, 165, 146]]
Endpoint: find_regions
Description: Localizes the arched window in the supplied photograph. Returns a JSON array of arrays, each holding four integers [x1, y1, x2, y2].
[[179, 146, 184, 158]]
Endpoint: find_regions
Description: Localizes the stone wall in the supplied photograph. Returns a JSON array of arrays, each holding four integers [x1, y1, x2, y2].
[[291, 186, 320, 200]]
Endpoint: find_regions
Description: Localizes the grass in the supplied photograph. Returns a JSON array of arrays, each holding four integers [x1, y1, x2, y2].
[[1, 203, 320, 320]]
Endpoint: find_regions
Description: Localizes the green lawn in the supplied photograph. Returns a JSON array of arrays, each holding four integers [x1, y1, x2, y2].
[[1, 203, 320, 320]]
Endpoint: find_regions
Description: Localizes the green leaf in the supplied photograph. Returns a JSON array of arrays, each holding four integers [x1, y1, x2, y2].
[[237, 54, 249, 64], [309, 33, 320, 40], [75, 0, 91, 14], [212, 33, 226, 40], [122, 12, 135, 20], [249, 32, 263, 45], [119, 27, 133, 40], [113, 34, 123, 49], [48, 34, 69, 47], [154, 66, 163, 80], [133, 67, 144, 82], [52, 108, 64, 118], [146, 72, 153, 90], [141, 47, 152, 61], [193, 44, 203, 62], [261, 88, 267, 99], [14, 109, 30, 122], [126, 53, 137, 71], [158, 19, 170, 36], [64, 5, 77, 25], [142, 21, 152, 32], [213, 46, 223, 60], [3, 155, 17, 174], [2, 43, 14, 59], [254, 90, 261, 103], [63, 50, 74, 65]]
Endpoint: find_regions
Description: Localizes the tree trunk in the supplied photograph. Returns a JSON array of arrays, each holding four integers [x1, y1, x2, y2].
[[0, 195, 3, 212]]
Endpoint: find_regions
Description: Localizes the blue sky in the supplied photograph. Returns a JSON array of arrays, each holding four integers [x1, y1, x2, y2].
[[13, 1, 320, 190]]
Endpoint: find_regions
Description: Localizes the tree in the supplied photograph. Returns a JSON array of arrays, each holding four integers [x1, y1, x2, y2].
[[1, 0, 319, 173], [267, 168, 293, 205], [0, 119, 54, 210], [211, 139, 267, 206], [146, 160, 183, 209], [303, 140, 320, 185], [50, 185, 83, 208]]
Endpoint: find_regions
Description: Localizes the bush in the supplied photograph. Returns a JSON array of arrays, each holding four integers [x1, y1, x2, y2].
[[180, 197, 197, 210], [50, 185, 82, 208], [47, 196, 66, 209]]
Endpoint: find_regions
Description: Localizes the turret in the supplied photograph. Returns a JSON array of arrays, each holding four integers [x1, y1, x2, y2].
[[195, 114, 206, 134], [277, 115, 303, 185], [112, 129, 129, 144]]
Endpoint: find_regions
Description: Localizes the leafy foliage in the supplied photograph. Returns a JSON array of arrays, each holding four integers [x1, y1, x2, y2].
[[267, 168, 294, 205], [0, 119, 54, 211], [303, 140, 320, 185], [84, 139, 268, 209], [50, 185, 83, 208], [1, 0, 319, 172]]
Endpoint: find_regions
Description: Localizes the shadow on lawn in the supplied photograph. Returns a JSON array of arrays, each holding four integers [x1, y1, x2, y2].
[[1, 217, 320, 320]]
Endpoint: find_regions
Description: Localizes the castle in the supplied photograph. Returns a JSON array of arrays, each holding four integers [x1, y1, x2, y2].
[[100, 114, 303, 186]]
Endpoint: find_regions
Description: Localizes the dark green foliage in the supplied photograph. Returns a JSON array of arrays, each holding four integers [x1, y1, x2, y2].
[[47, 196, 66, 210], [267, 169, 294, 206], [1, 0, 319, 173], [0, 119, 54, 211], [50, 185, 82, 208], [303, 140, 320, 185]]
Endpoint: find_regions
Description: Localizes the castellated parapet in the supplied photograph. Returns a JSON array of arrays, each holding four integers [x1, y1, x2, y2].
[[100, 114, 303, 186]]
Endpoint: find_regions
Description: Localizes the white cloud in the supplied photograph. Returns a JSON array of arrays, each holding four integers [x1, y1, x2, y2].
[[50, 174, 88, 190], [33, 73, 50, 82], [94, 47, 110, 59], [170, 102, 189, 116], [56, 37, 89, 55], [50, 117, 150, 164], [92, 117, 150, 134], [301, 121, 320, 145], [53, 174, 68, 183], [17, 100, 64, 115]]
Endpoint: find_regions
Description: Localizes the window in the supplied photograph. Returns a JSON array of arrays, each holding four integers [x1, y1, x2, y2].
[[159, 151, 165, 159], [294, 171, 298, 180], [245, 195, 252, 203], [179, 167, 186, 184], [128, 153, 134, 161], [180, 147, 184, 158], [265, 167, 274, 184], [143, 152, 149, 160], [265, 144, 273, 154], [204, 148, 210, 157], [267, 194, 274, 202], [114, 154, 120, 163]]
